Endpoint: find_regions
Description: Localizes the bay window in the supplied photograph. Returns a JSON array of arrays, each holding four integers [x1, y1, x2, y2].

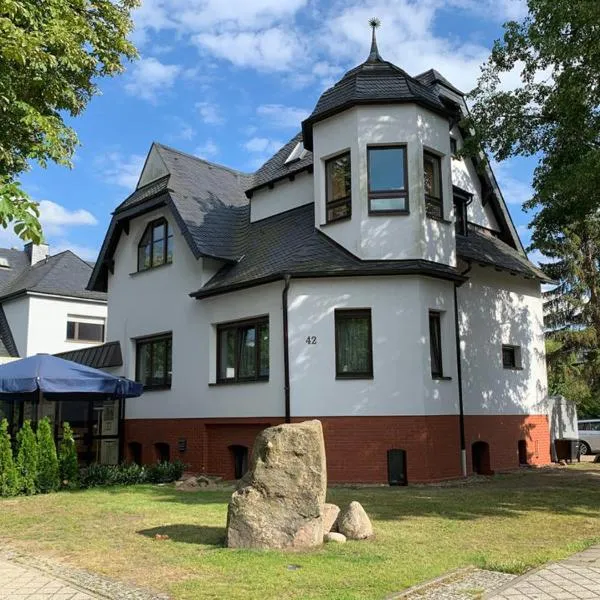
[[325, 152, 352, 223], [424, 152, 443, 219], [368, 145, 408, 213]]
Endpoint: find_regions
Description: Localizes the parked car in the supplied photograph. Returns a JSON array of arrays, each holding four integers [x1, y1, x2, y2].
[[578, 419, 600, 455]]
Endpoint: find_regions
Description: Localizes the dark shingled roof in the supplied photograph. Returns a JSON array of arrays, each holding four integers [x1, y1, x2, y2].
[[415, 69, 465, 96], [55, 341, 123, 369], [192, 204, 464, 298], [0, 305, 18, 357], [248, 133, 313, 194], [301, 52, 449, 150], [89, 144, 252, 292], [0, 251, 106, 302], [457, 227, 552, 283]]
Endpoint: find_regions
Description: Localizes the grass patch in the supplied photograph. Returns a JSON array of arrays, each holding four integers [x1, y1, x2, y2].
[[1, 465, 599, 599]]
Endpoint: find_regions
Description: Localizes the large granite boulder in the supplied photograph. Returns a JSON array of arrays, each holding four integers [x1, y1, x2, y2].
[[338, 501, 373, 540], [226, 420, 327, 550]]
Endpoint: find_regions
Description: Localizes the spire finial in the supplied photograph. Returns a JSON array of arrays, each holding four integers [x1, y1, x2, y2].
[[367, 17, 382, 62]]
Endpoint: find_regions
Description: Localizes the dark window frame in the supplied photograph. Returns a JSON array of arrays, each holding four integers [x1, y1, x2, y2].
[[216, 317, 269, 384], [502, 344, 522, 370], [334, 308, 374, 379], [66, 320, 105, 343], [424, 150, 444, 220], [325, 151, 352, 224], [454, 197, 468, 236], [450, 137, 458, 156], [367, 144, 409, 215], [429, 311, 444, 378], [135, 333, 173, 390], [137, 217, 174, 272]]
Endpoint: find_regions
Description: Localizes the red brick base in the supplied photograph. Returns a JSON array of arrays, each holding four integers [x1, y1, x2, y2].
[[124, 413, 551, 483]]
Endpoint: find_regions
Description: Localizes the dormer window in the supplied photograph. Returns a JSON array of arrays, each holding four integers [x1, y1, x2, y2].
[[285, 142, 308, 164], [424, 151, 443, 220], [325, 152, 352, 223], [368, 145, 408, 214], [138, 218, 173, 272]]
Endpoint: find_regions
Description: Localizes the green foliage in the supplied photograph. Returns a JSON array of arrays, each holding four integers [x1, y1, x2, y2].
[[58, 422, 79, 489], [0, 418, 19, 497], [80, 460, 185, 489], [16, 420, 38, 495], [0, 0, 139, 242], [36, 417, 59, 493]]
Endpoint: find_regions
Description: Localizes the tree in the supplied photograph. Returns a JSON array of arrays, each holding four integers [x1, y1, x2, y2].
[[58, 422, 79, 488], [16, 419, 38, 495], [0, 418, 19, 496], [36, 417, 59, 493], [0, 0, 139, 242]]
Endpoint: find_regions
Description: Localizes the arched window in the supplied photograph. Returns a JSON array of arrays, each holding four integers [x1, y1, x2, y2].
[[137, 218, 173, 271]]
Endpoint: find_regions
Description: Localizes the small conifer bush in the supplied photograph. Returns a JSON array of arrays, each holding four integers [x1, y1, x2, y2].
[[58, 422, 79, 488], [36, 417, 59, 493], [0, 418, 19, 497], [16, 420, 37, 495]]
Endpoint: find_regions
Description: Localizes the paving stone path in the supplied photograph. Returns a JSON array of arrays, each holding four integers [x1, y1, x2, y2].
[[487, 545, 600, 600]]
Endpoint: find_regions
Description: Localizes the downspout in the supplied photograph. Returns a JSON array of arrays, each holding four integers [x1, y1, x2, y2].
[[282, 275, 291, 424], [454, 261, 472, 477]]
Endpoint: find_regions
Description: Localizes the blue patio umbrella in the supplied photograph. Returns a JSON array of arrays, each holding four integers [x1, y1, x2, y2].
[[0, 354, 143, 398]]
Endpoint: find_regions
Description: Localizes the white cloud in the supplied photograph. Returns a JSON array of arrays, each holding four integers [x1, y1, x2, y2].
[[491, 160, 533, 206], [195, 139, 219, 159], [52, 241, 100, 263], [98, 153, 146, 189], [38, 201, 97, 237], [124, 57, 182, 102], [256, 104, 309, 129], [244, 137, 282, 154], [196, 101, 225, 125]]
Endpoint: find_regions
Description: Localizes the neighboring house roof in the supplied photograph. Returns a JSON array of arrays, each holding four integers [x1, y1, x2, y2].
[[0, 250, 106, 302], [89, 143, 252, 292], [457, 227, 553, 283], [301, 46, 449, 150], [0, 305, 18, 357], [414, 69, 465, 97], [55, 341, 123, 369], [191, 204, 465, 298]]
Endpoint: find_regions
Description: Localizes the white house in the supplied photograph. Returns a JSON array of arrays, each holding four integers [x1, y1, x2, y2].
[[88, 30, 552, 483]]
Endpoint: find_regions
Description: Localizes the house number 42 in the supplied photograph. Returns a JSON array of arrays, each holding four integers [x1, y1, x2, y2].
[[305, 336, 317, 345]]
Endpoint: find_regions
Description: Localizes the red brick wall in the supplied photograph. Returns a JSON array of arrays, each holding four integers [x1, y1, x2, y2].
[[124, 413, 551, 483]]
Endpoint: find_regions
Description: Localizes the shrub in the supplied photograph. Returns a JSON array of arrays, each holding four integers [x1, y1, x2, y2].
[[16, 420, 38, 495], [36, 417, 59, 493], [58, 422, 79, 489], [145, 460, 185, 483], [0, 418, 19, 497]]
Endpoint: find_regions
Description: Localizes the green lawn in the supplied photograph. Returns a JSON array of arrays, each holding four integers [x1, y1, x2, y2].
[[1, 465, 600, 600]]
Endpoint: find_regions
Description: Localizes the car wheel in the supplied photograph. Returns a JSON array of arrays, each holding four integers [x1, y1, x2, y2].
[[579, 441, 591, 456]]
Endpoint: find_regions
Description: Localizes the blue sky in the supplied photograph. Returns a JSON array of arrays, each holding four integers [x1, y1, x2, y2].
[[14, 0, 539, 262]]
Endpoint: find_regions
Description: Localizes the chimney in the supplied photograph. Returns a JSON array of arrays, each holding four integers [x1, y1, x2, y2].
[[24, 242, 49, 265]]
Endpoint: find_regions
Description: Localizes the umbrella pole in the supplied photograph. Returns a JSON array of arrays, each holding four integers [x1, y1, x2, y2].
[[36, 386, 42, 426]]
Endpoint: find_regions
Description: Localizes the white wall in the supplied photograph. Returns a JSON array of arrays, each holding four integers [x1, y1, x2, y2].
[[107, 206, 286, 420], [458, 266, 547, 415], [250, 172, 313, 222], [3, 296, 29, 357], [312, 105, 456, 265], [287, 276, 459, 417], [450, 126, 500, 232], [26, 296, 107, 355]]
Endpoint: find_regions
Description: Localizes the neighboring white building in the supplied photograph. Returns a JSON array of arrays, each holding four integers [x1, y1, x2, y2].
[[0, 243, 107, 358], [89, 30, 552, 483]]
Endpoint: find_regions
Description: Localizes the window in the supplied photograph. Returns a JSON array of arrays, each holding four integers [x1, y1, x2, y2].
[[334, 309, 373, 379], [136, 334, 172, 389], [325, 152, 352, 223], [217, 318, 269, 383], [367, 145, 409, 213], [66, 319, 105, 342], [502, 344, 521, 369], [424, 151, 443, 219], [429, 312, 443, 378], [137, 218, 173, 271], [454, 197, 467, 236], [450, 137, 458, 156]]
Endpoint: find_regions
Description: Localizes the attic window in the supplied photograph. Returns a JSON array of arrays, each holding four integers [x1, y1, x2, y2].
[[284, 142, 308, 165], [0, 257, 10, 268], [138, 218, 173, 272]]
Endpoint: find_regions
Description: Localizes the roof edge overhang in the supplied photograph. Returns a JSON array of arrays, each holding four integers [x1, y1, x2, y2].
[[302, 98, 452, 151], [190, 263, 466, 299], [458, 253, 555, 285], [245, 163, 314, 197]]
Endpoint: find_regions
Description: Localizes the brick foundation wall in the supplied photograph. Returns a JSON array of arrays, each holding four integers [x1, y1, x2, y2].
[[124, 413, 551, 483]]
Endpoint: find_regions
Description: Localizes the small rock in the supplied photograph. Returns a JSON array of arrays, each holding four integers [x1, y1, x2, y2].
[[322, 503, 340, 534], [324, 532, 346, 543], [338, 501, 373, 540], [175, 477, 199, 491], [196, 475, 212, 487]]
